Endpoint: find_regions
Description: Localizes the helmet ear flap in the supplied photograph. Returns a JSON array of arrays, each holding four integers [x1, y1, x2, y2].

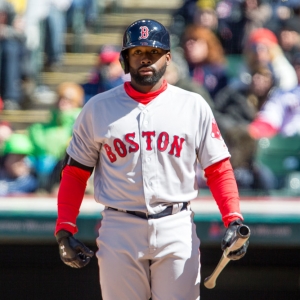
[[119, 50, 129, 74]]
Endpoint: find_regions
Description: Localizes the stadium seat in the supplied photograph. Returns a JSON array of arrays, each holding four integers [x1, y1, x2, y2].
[[225, 54, 245, 79], [255, 134, 300, 190]]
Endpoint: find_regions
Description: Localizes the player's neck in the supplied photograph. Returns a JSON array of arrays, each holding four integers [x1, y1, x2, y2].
[[124, 80, 167, 105], [129, 79, 165, 93]]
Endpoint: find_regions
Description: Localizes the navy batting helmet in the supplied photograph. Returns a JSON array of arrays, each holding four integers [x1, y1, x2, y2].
[[120, 19, 171, 73]]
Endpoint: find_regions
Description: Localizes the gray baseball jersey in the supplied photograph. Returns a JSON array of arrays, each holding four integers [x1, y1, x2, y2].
[[67, 83, 230, 214]]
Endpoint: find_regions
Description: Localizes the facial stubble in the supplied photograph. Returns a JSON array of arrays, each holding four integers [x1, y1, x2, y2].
[[130, 63, 168, 86]]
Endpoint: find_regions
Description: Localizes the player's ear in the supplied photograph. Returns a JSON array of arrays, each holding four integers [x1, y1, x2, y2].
[[166, 52, 171, 65]]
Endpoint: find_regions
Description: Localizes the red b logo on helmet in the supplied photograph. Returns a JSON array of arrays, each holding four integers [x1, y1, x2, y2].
[[139, 26, 149, 39]]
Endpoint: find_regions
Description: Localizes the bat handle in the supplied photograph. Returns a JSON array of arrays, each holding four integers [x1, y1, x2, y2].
[[204, 252, 230, 289], [226, 224, 251, 254], [204, 224, 251, 289]]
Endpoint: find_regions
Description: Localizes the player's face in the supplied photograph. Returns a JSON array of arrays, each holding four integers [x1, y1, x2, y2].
[[127, 46, 171, 87]]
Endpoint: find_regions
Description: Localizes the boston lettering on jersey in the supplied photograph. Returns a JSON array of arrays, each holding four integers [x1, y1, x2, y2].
[[103, 131, 186, 163]]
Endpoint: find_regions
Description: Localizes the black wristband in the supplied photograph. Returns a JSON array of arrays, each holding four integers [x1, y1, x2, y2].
[[56, 230, 72, 243], [229, 219, 243, 227]]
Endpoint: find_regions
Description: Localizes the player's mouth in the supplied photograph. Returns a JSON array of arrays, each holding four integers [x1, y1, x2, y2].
[[139, 67, 154, 75]]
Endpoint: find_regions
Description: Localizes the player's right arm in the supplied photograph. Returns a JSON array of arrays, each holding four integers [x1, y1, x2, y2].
[[55, 154, 94, 234], [54, 96, 101, 268], [55, 154, 94, 268]]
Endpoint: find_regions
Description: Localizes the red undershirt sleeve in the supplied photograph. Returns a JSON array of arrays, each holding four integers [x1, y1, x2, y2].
[[55, 165, 91, 235], [204, 158, 244, 227]]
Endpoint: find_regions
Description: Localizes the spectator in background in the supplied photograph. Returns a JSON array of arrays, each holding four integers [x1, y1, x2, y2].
[[0, 121, 12, 155], [170, 0, 219, 49], [0, 133, 38, 196], [169, 0, 198, 46], [215, 64, 277, 134], [0, 0, 27, 109], [65, 0, 99, 53], [291, 0, 300, 17], [23, 0, 49, 84], [214, 64, 278, 192], [23, 0, 71, 80], [27, 82, 84, 192], [236, 27, 298, 92], [43, 0, 72, 72], [193, 0, 218, 32], [248, 52, 300, 140], [247, 52, 300, 190], [181, 24, 228, 100], [66, 0, 99, 28], [242, 0, 273, 34], [82, 44, 129, 103], [267, 0, 297, 31], [217, 0, 273, 54], [164, 59, 214, 107], [277, 17, 300, 64]]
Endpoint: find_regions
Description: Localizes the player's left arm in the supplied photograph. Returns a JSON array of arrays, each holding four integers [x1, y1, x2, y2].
[[204, 158, 242, 227], [204, 158, 249, 260]]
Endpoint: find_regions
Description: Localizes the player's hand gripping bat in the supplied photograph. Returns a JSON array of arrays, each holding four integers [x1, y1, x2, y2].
[[204, 222, 250, 289]]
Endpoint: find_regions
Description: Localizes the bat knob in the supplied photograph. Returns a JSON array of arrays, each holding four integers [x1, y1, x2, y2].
[[204, 276, 216, 289], [237, 224, 250, 238]]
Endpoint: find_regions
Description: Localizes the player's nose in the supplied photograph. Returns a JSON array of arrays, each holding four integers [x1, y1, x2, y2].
[[140, 53, 152, 64]]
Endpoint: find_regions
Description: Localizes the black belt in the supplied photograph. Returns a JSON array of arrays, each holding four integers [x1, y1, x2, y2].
[[107, 202, 189, 220]]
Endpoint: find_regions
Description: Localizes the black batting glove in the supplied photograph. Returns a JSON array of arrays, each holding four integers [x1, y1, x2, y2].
[[221, 219, 249, 260], [56, 230, 94, 268]]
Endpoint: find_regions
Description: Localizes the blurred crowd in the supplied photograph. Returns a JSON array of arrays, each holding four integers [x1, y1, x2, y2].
[[0, 0, 117, 110], [0, 0, 300, 197]]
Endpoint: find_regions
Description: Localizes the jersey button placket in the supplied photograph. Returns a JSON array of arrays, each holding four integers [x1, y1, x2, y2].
[[140, 110, 155, 209]]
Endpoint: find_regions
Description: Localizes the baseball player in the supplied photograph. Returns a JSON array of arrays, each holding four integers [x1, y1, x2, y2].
[[55, 19, 249, 300]]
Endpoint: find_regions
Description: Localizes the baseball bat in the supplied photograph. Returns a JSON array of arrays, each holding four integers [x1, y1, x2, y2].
[[204, 224, 251, 289]]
